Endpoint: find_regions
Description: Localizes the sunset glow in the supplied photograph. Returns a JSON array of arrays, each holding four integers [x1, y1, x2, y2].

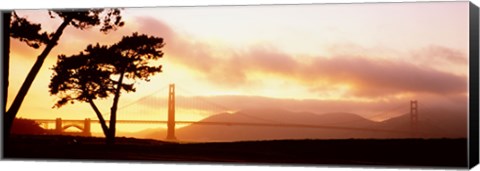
[[8, 2, 469, 136]]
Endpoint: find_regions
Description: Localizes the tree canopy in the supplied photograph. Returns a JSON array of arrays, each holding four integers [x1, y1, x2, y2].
[[50, 33, 164, 107], [49, 9, 124, 33], [10, 12, 50, 49], [10, 9, 124, 49], [4, 8, 125, 140], [49, 33, 165, 144]]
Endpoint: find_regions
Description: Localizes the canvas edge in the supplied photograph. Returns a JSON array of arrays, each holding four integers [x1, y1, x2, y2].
[[469, 1, 480, 169], [0, 10, 10, 160]]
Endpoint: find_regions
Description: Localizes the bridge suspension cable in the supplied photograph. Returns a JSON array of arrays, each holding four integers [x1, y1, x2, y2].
[[117, 85, 170, 111], [175, 85, 233, 112]]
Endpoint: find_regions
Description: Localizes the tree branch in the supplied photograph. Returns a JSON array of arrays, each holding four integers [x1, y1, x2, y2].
[[88, 98, 109, 136], [108, 67, 126, 144]]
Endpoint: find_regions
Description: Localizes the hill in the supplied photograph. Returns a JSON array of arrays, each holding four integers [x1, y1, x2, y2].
[[11, 118, 46, 135], [173, 108, 381, 141], [378, 106, 467, 138], [140, 107, 466, 142]]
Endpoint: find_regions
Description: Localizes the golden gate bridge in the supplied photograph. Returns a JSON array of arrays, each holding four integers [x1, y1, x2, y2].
[[32, 84, 422, 140]]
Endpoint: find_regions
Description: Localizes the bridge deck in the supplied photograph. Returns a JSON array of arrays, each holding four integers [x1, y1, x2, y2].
[[34, 119, 414, 134]]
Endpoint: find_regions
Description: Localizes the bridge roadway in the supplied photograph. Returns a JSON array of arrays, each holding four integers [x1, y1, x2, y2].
[[34, 119, 414, 134]]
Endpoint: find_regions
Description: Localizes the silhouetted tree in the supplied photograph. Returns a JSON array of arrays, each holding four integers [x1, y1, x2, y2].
[[10, 11, 50, 48], [5, 9, 124, 140], [4, 11, 51, 119], [49, 33, 164, 144]]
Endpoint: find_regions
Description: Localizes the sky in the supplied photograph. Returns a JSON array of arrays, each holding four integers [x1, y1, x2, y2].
[[7, 1, 470, 133]]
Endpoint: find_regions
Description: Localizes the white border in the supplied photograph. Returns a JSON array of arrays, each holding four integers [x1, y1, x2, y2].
[[0, 0, 478, 171], [0, 0, 468, 9]]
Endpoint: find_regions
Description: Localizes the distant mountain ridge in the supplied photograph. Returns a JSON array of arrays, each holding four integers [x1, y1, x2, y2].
[[138, 107, 467, 142]]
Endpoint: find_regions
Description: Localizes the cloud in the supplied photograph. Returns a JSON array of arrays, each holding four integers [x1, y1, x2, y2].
[[136, 17, 250, 87], [241, 46, 299, 74], [303, 57, 467, 98], [411, 45, 468, 65], [136, 16, 176, 43], [133, 17, 468, 99]]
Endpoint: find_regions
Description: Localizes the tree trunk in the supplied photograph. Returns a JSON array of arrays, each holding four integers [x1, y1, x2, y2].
[[3, 11, 11, 142], [107, 69, 126, 145], [5, 17, 72, 138], [88, 98, 109, 137]]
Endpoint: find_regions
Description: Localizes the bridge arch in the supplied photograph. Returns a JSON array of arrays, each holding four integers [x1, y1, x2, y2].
[[54, 118, 92, 136], [62, 124, 84, 132]]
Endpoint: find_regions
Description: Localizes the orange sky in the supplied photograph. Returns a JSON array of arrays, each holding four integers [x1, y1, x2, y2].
[[7, 2, 470, 133]]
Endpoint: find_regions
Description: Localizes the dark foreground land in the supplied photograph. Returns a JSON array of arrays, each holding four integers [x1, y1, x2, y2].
[[4, 135, 467, 168]]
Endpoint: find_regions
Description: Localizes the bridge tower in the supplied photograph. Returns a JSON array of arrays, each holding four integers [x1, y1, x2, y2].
[[83, 118, 91, 136], [55, 118, 62, 134], [166, 84, 177, 140], [410, 100, 419, 138]]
